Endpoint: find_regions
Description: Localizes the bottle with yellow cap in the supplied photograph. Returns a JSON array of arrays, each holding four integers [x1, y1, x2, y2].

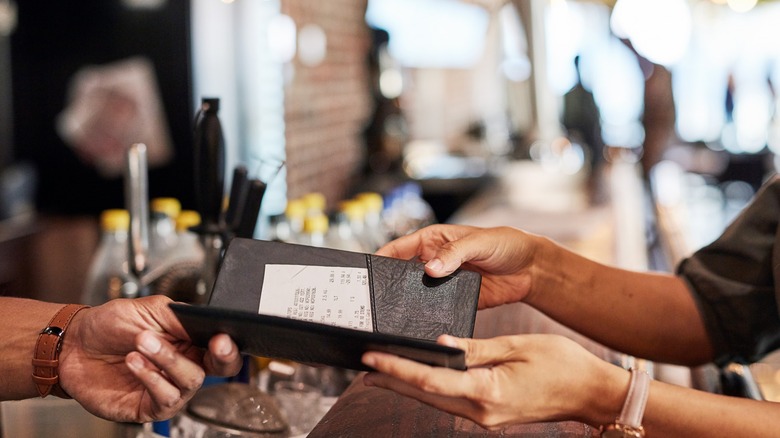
[[299, 212, 331, 248], [145, 210, 208, 304], [168, 209, 205, 266], [149, 197, 182, 266], [301, 192, 327, 217], [278, 198, 307, 243], [82, 209, 136, 306]]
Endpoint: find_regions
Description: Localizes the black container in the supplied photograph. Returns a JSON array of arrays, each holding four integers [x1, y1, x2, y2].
[[193, 97, 226, 234]]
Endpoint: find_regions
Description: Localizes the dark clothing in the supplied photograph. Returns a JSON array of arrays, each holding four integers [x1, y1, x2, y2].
[[678, 175, 780, 365], [562, 82, 602, 168]]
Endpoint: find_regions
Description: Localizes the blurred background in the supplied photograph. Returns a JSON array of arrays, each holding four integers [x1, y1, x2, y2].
[[1, 0, 780, 413]]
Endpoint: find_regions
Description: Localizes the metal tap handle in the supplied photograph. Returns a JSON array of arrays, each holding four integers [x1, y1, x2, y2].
[[125, 143, 150, 284]]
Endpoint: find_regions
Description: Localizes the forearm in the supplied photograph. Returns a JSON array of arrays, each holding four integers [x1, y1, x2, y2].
[[0, 297, 68, 400], [525, 235, 714, 365], [642, 380, 779, 437], [582, 364, 779, 437]]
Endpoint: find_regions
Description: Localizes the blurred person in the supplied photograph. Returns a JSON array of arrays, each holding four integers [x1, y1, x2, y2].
[[363, 175, 780, 437], [361, 26, 409, 176], [1, 294, 242, 424], [725, 73, 735, 124], [562, 55, 603, 172]]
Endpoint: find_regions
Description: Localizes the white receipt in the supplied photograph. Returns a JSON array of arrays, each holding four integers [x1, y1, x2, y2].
[[258, 264, 373, 332]]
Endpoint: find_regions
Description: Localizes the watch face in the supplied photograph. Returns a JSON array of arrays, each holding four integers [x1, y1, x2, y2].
[[601, 424, 645, 438], [601, 429, 629, 438]]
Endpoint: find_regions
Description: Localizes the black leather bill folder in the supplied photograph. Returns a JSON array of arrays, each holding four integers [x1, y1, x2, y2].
[[170, 237, 482, 371]]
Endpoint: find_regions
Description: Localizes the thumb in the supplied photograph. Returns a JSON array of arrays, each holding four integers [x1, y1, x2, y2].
[[423, 231, 489, 277], [424, 243, 469, 277]]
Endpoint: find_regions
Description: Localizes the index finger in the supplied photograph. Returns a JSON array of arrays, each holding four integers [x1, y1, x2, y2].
[[362, 350, 475, 399], [131, 331, 205, 411], [375, 231, 425, 259], [375, 224, 478, 263], [203, 333, 243, 376]]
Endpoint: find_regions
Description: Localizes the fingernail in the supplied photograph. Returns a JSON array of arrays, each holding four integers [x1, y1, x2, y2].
[[426, 258, 443, 272], [362, 354, 376, 368], [127, 354, 144, 371], [363, 374, 376, 387], [217, 339, 233, 356], [139, 332, 162, 354], [439, 335, 458, 348]]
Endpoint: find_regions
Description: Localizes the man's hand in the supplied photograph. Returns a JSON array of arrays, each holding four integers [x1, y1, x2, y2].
[[59, 295, 242, 423]]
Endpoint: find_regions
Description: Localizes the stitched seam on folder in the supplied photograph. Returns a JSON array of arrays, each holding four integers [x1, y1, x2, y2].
[[366, 254, 377, 333]]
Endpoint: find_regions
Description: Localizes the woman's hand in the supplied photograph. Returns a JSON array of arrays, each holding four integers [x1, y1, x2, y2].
[[362, 333, 627, 430], [376, 224, 543, 309], [58, 295, 243, 423]]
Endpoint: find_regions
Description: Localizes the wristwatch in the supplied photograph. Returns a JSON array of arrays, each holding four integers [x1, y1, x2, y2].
[[600, 368, 650, 438]]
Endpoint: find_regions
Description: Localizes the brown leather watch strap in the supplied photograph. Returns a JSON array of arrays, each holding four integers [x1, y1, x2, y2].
[[32, 304, 89, 398]]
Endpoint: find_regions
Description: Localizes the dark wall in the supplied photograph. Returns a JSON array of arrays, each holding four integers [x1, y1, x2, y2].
[[10, 0, 195, 216]]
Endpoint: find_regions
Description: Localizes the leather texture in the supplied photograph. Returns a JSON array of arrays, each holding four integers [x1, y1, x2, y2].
[[170, 303, 467, 371], [32, 304, 89, 398], [369, 254, 481, 339], [209, 238, 481, 339], [617, 368, 650, 428], [174, 238, 481, 370]]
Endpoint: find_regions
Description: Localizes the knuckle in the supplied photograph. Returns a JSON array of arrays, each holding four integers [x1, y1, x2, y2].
[[157, 393, 183, 411], [156, 345, 179, 366], [417, 378, 439, 393], [474, 380, 502, 406], [470, 406, 502, 429], [182, 371, 205, 393], [145, 369, 162, 386]]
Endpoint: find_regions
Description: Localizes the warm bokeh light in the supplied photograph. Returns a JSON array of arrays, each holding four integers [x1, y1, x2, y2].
[[727, 0, 758, 13], [379, 69, 403, 99], [267, 14, 297, 64], [298, 24, 327, 67]]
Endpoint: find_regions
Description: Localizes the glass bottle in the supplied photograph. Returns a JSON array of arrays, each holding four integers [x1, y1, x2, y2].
[[148, 210, 208, 304], [328, 200, 369, 253], [281, 198, 307, 244], [301, 192, 327, 218], [299, 213, 330, 248], [82, 209, 135, 306], [170, 209, 205, 265], [149, 197, 181, 267], [355, 191, 388, 252]]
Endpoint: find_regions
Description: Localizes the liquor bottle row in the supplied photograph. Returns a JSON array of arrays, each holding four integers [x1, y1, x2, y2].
[[82, 198, 205, 306], [265, 182, 436, 254]]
